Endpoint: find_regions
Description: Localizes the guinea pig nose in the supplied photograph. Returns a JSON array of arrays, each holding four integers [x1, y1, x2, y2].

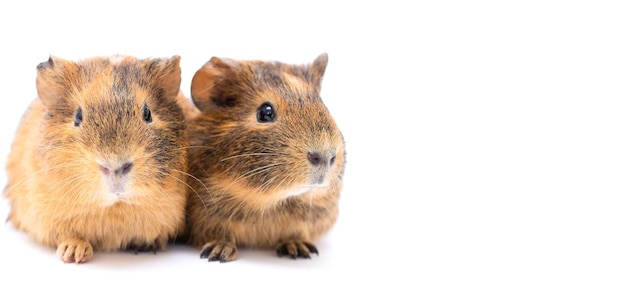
[[99, 162, 133, 176], [308, 150, 339, 167]]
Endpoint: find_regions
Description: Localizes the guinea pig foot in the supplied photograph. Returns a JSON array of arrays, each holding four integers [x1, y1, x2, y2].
[[199, 241, 238, 263], [126, 243, 158, 255], [276, 241, 318, 259], [56, 238, 94, 264], [126, 238, 167, 255]]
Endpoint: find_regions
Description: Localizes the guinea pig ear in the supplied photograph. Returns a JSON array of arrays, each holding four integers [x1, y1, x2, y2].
[[309, 53, 328, 89], [190, 57, 237, 113], [36, 55, 74, 106], [150, 55, 182, 101]]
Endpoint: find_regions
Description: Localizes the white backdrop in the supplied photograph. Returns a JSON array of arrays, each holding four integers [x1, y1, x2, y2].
[[1, 1, 625, 300]]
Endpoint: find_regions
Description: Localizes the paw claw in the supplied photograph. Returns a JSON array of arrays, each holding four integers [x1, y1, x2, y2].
[[57, 238, 94, 264], [276, 240, 318, 260], [200, 241, 238, 262]]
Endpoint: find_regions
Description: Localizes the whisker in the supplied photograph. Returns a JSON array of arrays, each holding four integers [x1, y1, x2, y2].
[[234, 162, 286, 182], [153, 182, 180, 243], [167, 169, 211, 207], [216, 162, 286, 199], [220, 152, 285, 162], [49, 174, 94, 219], [4, 162, 87, 196], [257, 174, 281, 193], [184, 145, 218, 151], [307, 188, 314, 224], [260, 206, 271, 245]]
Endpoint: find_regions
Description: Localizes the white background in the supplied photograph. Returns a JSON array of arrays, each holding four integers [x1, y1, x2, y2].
[[1, 1, 625, 300]]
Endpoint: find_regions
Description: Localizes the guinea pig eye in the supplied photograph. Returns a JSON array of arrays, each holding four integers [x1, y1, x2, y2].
[[142, 104, 152, 123], [257, 102, 276, 123], [74, 107, 83, 127]]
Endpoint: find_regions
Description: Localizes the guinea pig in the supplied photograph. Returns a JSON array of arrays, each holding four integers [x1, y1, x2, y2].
[[3, 55, 189, 263], [185, 53, 346, 262]]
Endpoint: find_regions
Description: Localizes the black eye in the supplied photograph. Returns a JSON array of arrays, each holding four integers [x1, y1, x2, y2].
[[256, 102, 275, 123], [142, 104, 152, 123], [224, 98, 237, 107], [74, 107, 83, 127]]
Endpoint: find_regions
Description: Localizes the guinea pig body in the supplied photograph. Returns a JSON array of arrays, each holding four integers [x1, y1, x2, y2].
[[186, 53, 345, 262], [4, 55, 188, 263]]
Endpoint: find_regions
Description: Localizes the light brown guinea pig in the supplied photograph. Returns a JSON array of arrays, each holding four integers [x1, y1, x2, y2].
[[3, 55, 189, 263], [185, 53, 346, 262]]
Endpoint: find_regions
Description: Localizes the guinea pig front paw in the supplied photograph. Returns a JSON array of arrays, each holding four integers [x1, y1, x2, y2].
[[199, 241, 238, 263], [56, 238, 94, 264], [126, 236, 168, 255], [276, 240, 318, 259], [126, 243, 158, 255]]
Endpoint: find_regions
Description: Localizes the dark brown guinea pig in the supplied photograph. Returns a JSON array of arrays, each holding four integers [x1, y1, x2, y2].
[[3, 55, 188, 263], [185, 53, 346, 262]]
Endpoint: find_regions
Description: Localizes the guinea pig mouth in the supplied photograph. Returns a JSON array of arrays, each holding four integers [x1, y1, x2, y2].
[[104, 179, 129, 196], [310, 169, 332, 186], [311, 174, 327, 186], [108, 186, 127, 196], [282, 180, 329, 198], [285, 177, 328, 197], [100, 185, 131, 206]]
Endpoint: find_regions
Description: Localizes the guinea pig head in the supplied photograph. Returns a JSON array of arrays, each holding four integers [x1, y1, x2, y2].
[[35, 55, 187, 206], [190, 53, 345, 203]]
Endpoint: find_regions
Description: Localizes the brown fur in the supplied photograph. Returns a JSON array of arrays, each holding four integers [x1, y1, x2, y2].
[[185, 53, 346, 262], [3, 55, 189, 263]]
